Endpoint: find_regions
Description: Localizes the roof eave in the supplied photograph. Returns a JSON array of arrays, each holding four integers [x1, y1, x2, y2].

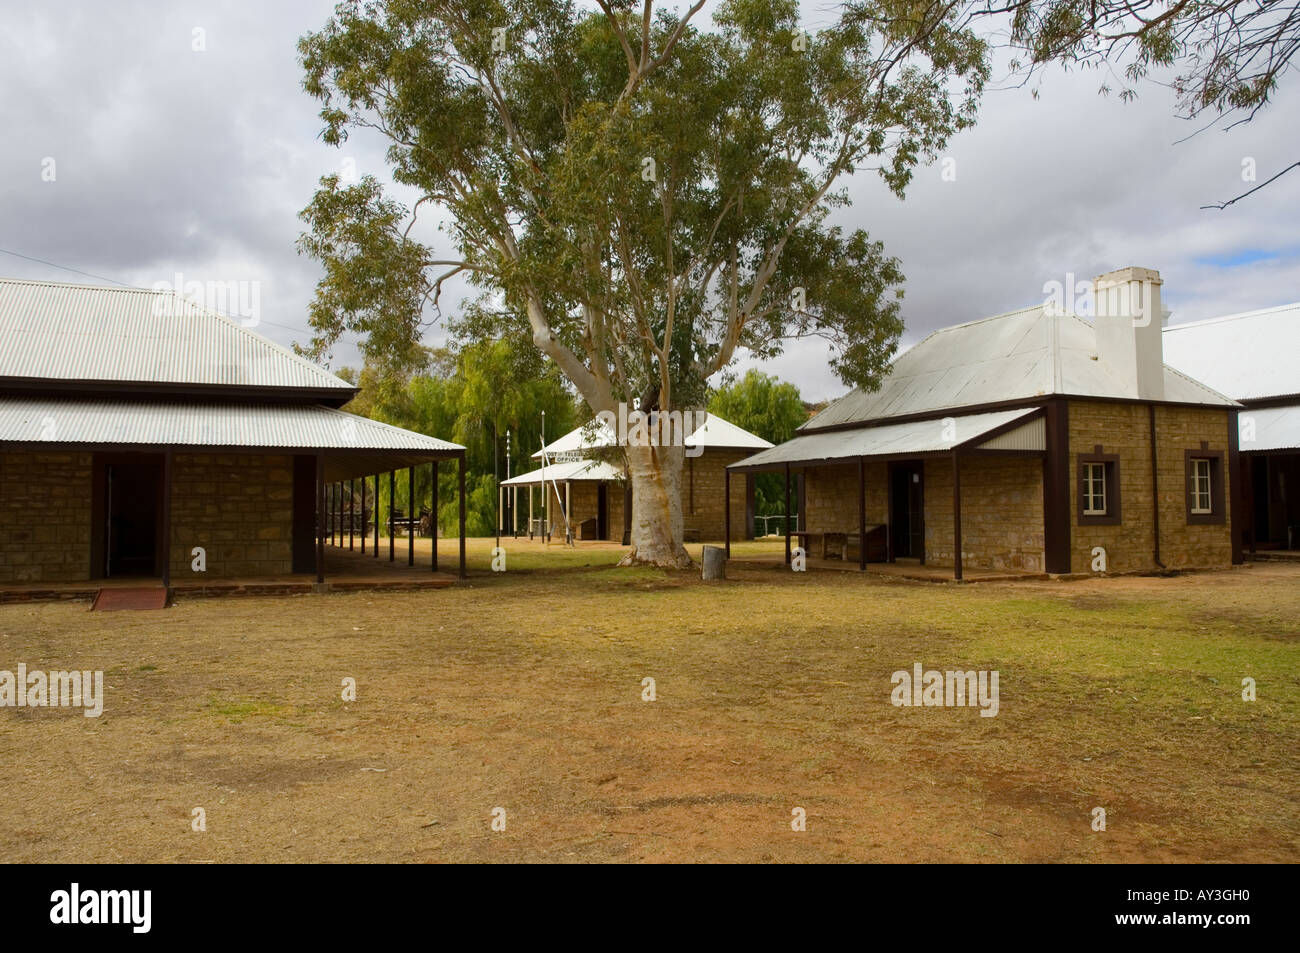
[[0, 377, 359, 407]]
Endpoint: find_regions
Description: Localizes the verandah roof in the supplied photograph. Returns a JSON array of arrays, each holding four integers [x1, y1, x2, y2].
[[1241, 404, 1300, 452], [501, 459, 624, 486], [728, 408, 1043, 472], [0, 396, 463, 481]]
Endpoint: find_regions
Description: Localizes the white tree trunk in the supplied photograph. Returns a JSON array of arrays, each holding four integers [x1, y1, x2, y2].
[[619, 442, 692, 568]]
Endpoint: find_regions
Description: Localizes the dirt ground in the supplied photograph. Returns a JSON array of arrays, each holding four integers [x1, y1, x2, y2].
[[1, 540, 1296, 863]]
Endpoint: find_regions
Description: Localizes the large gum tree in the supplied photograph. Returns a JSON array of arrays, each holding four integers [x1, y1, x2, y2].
[[297, 0, 988, 567]]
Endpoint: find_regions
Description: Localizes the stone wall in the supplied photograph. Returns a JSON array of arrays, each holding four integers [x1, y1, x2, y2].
[[924, 454, 1045, 571], [802, 461, 889, 533], [168, 453, 295, 580], [0, 451, 93, 583], [682, 449, 750, 541], [1066, 401, 1233, 571]]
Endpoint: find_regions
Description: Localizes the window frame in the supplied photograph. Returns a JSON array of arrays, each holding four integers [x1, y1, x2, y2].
[[1184, 448, 1225, 525], [1189, 458, 1212, 514], [1076, 448, 1121, 526], [1082, 461, 1108, 516]]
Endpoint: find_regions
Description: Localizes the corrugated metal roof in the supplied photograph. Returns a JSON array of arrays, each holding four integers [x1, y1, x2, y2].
[[533, 412, 772, 458], [976, 415, 1045, 451], [730, 409, 1038, 470], [502, 459, 624, 485], [0, 278, 352, 393], [1240, 404, 1300, 452], [0, 396, 462, 451], [805, 306, 1235, 431], [1163, 303, 1300, 402], [537, 420, 616, 457]]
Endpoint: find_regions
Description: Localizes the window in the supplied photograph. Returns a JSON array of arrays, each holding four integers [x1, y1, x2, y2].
[[1077, 450, 1120, 525], [1184, 449, 1225, 525], [1083, 462, 1107, 515], [1190, 458, 1212, 514]]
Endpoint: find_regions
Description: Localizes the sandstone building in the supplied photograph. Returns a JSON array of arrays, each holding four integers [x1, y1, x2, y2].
[[729, 268, 1243, 578], [500, 414, 772, 543], [0, 278, 466, 591]]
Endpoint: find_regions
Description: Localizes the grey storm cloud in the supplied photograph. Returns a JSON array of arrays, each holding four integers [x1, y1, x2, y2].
[[2, 1, 1297, 402]]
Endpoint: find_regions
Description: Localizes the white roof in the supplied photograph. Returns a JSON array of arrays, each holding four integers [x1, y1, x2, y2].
[[0, 396, 461, 452], [533, 412, 772, 458], [1163, 303, 1300, 402], [731, 408, 1040, 469], [0, 278, 353, 395], [536, 419, 617, 457], [806, 306, 1236, 431], [1240, 404, 1300, 452], [502, 459, 624, 486]]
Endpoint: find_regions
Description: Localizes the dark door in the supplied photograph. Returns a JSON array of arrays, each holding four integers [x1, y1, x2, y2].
[[597, 482, 609, 540], [292, 455, 318, 574], [889, 462, 925, 561], [1251, 456, 1270, 544], [105, 460, 163, 577]]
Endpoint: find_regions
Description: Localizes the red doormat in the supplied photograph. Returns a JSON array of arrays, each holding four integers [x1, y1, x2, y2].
[[91, 587, 170, 611]]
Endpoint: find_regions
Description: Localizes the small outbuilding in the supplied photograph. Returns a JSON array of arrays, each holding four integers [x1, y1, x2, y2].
[[500, 413, 772, 543], [0, 278, 466, 593]]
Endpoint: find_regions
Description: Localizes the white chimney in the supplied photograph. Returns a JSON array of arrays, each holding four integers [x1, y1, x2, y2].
[[1092, 266, 1168, 401]]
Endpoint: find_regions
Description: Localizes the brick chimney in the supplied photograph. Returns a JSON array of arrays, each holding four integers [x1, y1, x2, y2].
[[1092, 266, 1168, 401]]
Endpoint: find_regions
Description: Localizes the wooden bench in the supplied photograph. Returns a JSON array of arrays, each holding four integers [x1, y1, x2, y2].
[[791, 530, 821, 556], [839, 524, 888, 562], [390, 510, 421, 537]]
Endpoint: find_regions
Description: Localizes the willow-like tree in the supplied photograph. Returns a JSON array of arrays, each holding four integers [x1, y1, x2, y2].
[[298, 0, 988, 566]]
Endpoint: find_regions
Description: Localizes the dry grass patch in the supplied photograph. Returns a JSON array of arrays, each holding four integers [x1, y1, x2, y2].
[[0, 550, 1295, 863]]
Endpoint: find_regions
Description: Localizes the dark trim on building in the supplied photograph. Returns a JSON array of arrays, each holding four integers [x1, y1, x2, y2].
[[724, 467, 731, 558], [316, 452, 326, 584], [1076, 448, 1122, 526], [1184, 448, 1227, 525], [0, 377, 356, 407], [857, 456, 867, 572], [952, 450, 963, 581], [1149, 405, 1164, 569], [160, 451, 173, 591], [1228, 410, 1244, 563], [1042, 399, 1071, 574]]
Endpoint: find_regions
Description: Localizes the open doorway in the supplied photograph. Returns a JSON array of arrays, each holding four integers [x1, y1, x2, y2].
[[94, 454, 164, 578], [888, 461, 925, 562]]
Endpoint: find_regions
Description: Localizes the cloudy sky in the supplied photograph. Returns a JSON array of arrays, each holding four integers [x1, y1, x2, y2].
[[3, 0, 1297, 403]]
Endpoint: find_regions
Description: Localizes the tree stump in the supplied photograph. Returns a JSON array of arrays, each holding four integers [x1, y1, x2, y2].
[[701, 545, 726, 580]]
